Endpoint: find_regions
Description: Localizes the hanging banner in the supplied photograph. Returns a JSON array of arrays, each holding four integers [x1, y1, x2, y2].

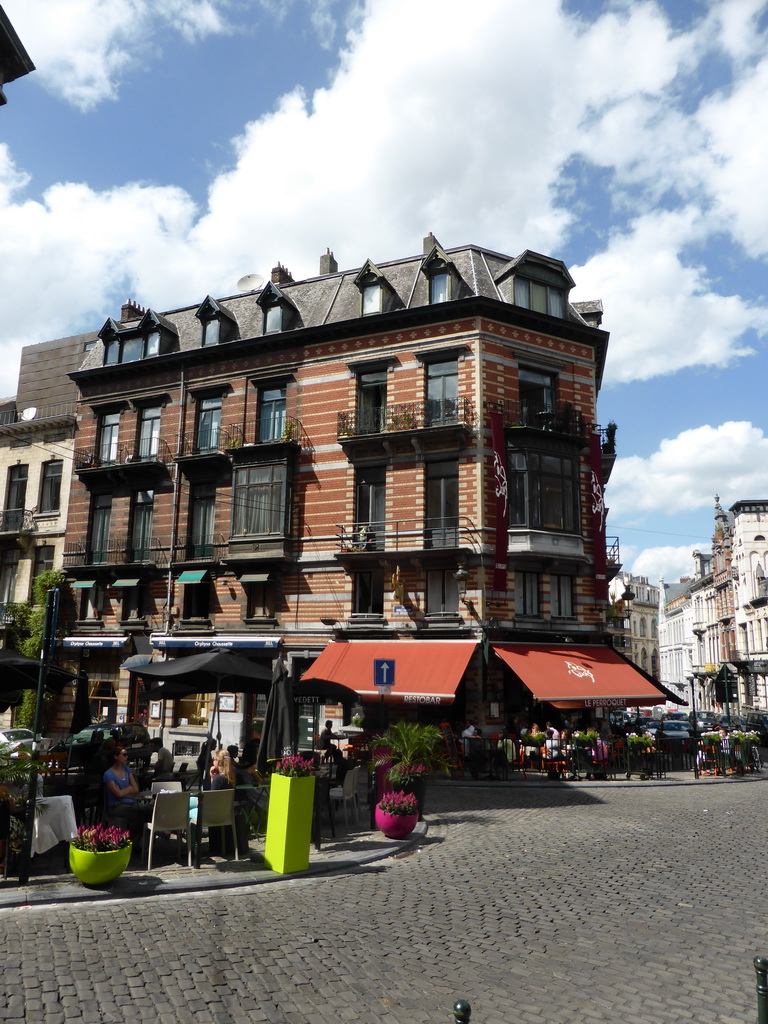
[[589, 432, 608, 601], [490, 410, 508, 592]]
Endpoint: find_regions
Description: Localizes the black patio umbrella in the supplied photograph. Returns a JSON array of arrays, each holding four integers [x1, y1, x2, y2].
[[132, 648, 273, 748], [0, 648, 79, 712], [293, 678, 359, 704], [70, 672, 92, 734], [256, 655, 296, 774]]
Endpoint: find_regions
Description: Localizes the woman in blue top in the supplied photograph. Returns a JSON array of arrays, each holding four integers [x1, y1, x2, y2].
[[104, 747, 145, 832]]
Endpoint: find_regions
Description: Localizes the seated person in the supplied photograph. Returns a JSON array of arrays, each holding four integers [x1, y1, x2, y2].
[[149, 737, 175, 781], [207, 750, 237, 856], [542, 729, 564, 778], [587, 734, 610, 779], [239, 729, 260, 769], [104, 747, 149, 834], [492, 728, 515, 776], [319, 720, 342, 770]]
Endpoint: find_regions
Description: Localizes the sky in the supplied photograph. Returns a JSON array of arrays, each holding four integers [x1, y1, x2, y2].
[[2, 0, 768, 590]]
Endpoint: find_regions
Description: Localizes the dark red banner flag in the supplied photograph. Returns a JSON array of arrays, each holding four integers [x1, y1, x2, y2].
[[589, 432, 608, 601], [490, 411, 508, 592]]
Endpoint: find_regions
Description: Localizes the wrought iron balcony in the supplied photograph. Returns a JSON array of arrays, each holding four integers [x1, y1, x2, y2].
[[337, 398, 475, 437], [492, 399, 591, 438], [75, 438, 173, 471], [63, 536, 170, 567], [0, 508, 35, 533], [335, 516, 479, 553], [224, 416, 303, 449], [176, 424, 242, 458], [173, 539, 227, 562]]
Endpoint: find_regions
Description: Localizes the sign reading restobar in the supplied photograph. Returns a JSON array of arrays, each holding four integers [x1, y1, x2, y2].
[[150, 635, 281, 650]]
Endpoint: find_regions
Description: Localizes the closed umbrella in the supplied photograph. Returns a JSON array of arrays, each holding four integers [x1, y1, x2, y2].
[[257, 655, 296, 774]]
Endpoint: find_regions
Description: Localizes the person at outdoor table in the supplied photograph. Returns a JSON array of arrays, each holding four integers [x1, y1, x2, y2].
[[149, 737, 174, 781], [207, 749, 237, 856], [545, 721, 560, 740], [103, 747, 148, 833], [491, 728, 515, 777], [586, 733, 610, 780]]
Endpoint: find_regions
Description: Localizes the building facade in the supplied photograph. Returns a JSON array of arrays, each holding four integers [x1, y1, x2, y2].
[[57, 236, 627, 752]]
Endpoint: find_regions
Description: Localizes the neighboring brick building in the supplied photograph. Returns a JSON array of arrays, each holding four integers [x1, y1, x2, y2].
[[59, 235, 653, 754]]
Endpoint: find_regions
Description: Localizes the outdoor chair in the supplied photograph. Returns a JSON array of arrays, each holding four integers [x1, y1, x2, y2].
[[191, 788, 239, 868], [329, 766, 360, 827], [142, 791, 192, 870], [235, 784, 268, 839]]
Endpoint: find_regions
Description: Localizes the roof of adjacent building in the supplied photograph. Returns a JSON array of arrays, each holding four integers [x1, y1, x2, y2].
[[0, 7, 35, 103]]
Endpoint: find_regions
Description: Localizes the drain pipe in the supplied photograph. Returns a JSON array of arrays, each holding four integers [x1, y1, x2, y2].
[[165, 366, 186, 631]]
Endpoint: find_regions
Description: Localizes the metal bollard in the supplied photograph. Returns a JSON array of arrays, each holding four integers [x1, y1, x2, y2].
[[755, 957, 768, 1024], [452, 999, 471, 1024]]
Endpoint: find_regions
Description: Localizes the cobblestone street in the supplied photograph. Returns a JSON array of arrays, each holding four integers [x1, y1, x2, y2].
[[1, 779, 766, 1024]]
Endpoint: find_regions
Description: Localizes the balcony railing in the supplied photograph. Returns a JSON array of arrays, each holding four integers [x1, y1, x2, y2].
[[495, 399, 590, 438], [336, 516, 480, 553], [176, 424, 242, 458], [63, 536, 170, 567], [0, 402, 77, 426], [75, 438, 173, 471], [173, 539, 227, 562], [606, 537, 620, 564], [0, 509, 35, 533], [224, 415, 303, 448], [338, 398, 475, 437]]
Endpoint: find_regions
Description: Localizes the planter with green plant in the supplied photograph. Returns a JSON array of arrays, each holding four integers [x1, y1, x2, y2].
[[69, 824, 132, 885], [263, 756, 315, 874], [371, 722, 448, 820], [374, 790, 419, 839]]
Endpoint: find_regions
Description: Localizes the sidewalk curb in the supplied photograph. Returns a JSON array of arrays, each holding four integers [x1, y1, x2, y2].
[[0, 822, 428, 912]]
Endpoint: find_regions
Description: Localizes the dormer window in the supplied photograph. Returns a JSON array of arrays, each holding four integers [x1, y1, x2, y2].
[[257, 282, 292, 335], [514, 277, 565, 317], [355, 260, 392, 316], [429, 271, 450, 304], [500, 251, 574, 320], [422, 244, 458, 305], [100, 311, 175, 366], [195, 296, 237, 347]]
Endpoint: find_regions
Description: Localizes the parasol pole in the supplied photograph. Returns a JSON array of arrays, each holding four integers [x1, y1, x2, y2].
[[19, 588, 58, 885]]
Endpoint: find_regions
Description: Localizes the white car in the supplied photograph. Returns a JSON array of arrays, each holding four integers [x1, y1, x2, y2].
[[0, 727, 36, 753]]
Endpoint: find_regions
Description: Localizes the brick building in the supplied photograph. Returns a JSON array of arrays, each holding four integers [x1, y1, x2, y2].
[[59, 235, 659, 753]]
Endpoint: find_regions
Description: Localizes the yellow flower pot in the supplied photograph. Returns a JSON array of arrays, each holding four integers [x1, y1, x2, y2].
[[69, 843, 132, 885], [264, 775, 315, 874]]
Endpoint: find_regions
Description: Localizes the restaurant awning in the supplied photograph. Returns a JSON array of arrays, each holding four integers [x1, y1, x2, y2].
[[492, 643, 676, 708], [300, 639, 478, 705]]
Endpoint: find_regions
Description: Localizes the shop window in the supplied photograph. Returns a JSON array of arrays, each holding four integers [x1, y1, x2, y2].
[[88, 678, 119, 721]]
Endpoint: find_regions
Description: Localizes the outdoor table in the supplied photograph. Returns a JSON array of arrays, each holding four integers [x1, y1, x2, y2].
[[32, 795, 77, 856]]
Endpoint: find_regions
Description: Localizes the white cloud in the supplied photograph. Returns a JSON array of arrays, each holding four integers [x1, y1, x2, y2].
[[1, 0, 768, 396], [3, 0, 229, 110], [572, 209, 768, 384], [627, 545, 706, 587], [606, 421, 768, 517]]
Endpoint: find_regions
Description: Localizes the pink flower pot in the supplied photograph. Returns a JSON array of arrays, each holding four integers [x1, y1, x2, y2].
[[375, 806, 418, 839]]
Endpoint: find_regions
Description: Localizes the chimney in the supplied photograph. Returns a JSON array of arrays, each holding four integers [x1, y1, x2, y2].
[[423, 232, 440, 253], [121, 299, 145, 322], [319, 248, 338, 276], [271, 262, 294, 285]]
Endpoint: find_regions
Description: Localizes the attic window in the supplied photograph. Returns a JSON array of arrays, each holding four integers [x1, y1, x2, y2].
[[513, 277, 565, 317], [103, 319, 161, 365], [429, 271, 450, 304], [195, 296, 235, 347], [257, 283, 289, 335], [355, 261, 389, 316], [422, 245, 456, 305]]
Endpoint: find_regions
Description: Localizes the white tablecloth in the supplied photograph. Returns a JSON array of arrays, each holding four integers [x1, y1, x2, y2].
[[33, 796, 78, 856]]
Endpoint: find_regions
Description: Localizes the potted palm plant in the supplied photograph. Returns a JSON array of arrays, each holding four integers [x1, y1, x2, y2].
[[372, 722, 448, 820]]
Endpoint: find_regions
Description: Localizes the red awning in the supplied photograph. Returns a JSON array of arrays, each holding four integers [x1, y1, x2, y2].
[[300, 640, 478, 706], [492, 643, 669, 709]]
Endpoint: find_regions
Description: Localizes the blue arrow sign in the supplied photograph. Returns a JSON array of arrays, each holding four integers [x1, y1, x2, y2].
[[373, 658, 395, 687]]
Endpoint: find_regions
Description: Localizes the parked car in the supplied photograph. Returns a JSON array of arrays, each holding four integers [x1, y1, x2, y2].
[[0, 727, 36, 753], [662, 711, 690, 723], [62, 722, 152, 769], [648, 720, 691, 739], [744, 712, 768, 743], [690, 711, 719, 733]]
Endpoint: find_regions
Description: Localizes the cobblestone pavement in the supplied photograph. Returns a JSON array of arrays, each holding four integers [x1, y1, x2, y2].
[[1, 779, 766, 1024]]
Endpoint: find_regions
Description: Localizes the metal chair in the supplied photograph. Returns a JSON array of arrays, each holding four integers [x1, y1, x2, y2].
[[329, 766, 360, 827], [191, 788, 239, 868], [142, 791, 192, 870], [235, 784, 268, 839]]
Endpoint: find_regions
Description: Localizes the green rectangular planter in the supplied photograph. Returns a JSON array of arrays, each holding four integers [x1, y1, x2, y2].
[[264, 774, 315, 874]]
